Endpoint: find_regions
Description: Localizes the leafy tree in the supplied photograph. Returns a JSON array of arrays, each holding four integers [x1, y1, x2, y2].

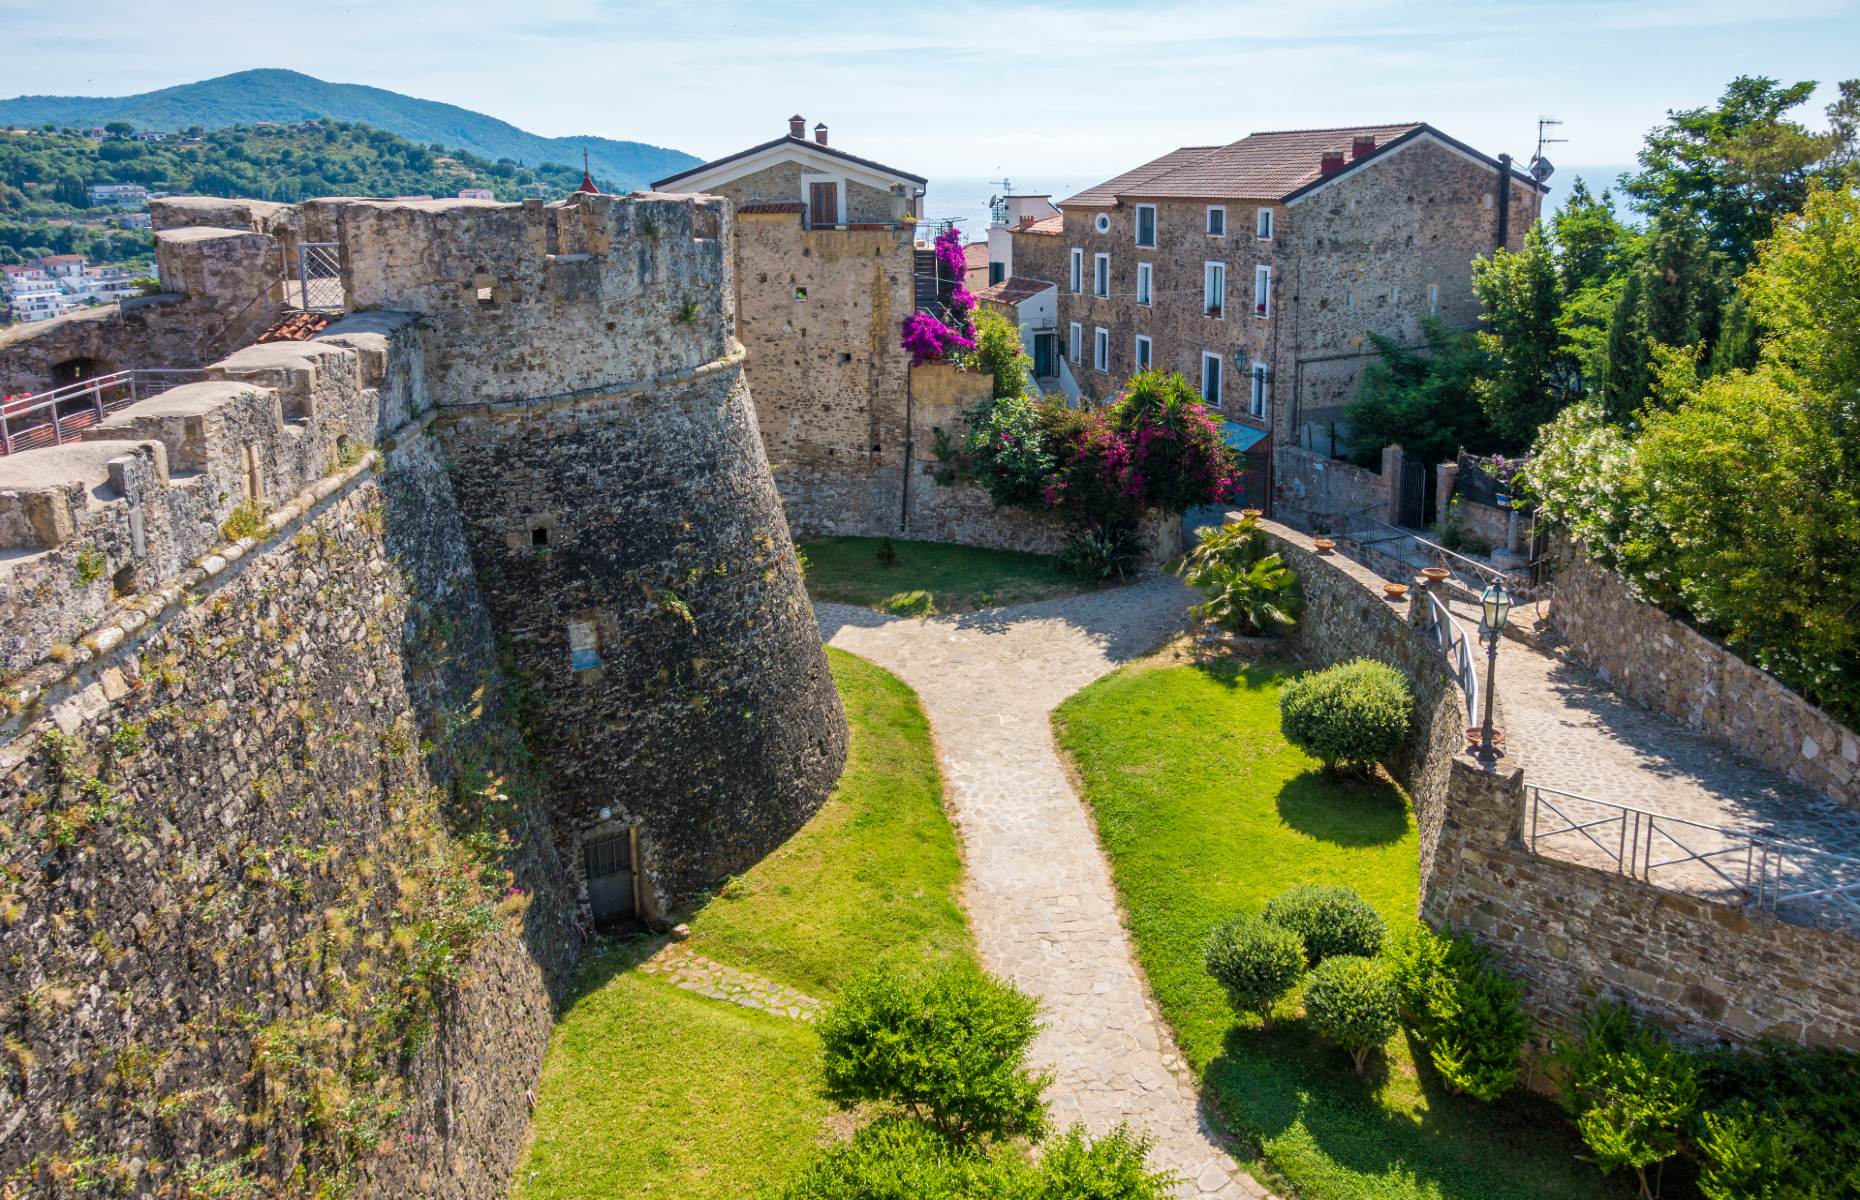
[[1276, 659, 1414, 776], [818, 963, 1050, 1145], [1204, 915, 1306, 1027], [1261, 883, 1387, 965], [1551, 178, 1632, 292], [1345, 317, 1496, 465], [1471, 226, 1574, 447], [1302, 955, 1400, 1077], [52, 174, 88, 207], [102, 120, 135, 137], [1620, 75, 1855, 266], [1558, 1002, 1699, 1200]]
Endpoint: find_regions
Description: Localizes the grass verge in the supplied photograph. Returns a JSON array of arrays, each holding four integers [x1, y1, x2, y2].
[[798, 535, 1084, 615], [515, 648, 969, 1199], [1052, 653, 1627, 1200]]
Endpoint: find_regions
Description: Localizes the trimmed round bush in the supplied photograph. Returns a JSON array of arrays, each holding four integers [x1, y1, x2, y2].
[[1303, 955, 1400, 1075], [1277, 658, 1414, 772], [1204, 916, 1306, 1028], [1261, 884, 1386, 965]]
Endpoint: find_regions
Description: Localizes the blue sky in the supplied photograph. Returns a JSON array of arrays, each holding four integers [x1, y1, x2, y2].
[[1, 0, 1854, 179]]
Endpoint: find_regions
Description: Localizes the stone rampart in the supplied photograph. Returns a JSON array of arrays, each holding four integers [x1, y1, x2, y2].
[[1256, 516, 1860, 1051], [0, 190, 848, 1197], [1547, 540, 1860, 811]]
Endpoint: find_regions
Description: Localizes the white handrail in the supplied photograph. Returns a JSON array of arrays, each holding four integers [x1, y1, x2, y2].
[[1422, 589, 1479, 725], [1, 368, 203, 455]]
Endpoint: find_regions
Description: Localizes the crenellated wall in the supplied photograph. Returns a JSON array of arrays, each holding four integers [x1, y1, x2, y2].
[[0, 190, 847, 1198]]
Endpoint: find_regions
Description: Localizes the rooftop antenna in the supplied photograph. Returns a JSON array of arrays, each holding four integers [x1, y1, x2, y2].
[[1530, 117, 1565, 184], [988, 177, 1013, 227]]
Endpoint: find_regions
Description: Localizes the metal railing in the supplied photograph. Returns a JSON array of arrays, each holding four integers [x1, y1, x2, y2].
[[1, 369, 204, 455], [1527, 784, 1860, 921], [294, 242, 344, 312], [1421, 589, 1480, 724], [1412, 533, 1542, 601]]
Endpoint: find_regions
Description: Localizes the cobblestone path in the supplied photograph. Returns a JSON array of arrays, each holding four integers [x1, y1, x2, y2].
[[819, 577, 1268, 1200], [639, 941, 822, 1020], [1444, 595, 1860, 930]]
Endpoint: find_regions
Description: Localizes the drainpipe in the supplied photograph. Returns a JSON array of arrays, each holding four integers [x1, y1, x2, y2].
[[900, 365, 914, 532], [1495, 153, 1512, 251]]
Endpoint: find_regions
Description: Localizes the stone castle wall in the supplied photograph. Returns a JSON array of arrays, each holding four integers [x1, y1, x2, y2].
[[1547, 541, 1860, 811], [1256, 517, 1860, 1051], [0, 190, 848, 1197]]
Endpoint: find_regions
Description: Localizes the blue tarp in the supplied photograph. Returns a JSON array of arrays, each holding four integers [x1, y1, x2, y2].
[[1223, 421, 1270, 453]]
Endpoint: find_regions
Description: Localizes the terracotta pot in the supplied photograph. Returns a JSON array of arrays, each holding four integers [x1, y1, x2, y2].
[[1313, 537, 1336, 553], [1421, 567, 1451, 583], [1383, 583, 1409, 600], [1240, 508, 1263, 520], [1465, 727, 1507, 748]]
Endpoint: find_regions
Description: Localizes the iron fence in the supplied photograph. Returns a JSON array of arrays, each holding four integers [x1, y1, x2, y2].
[[1, 369, 205, 455], [294, 242, 344, 312], [1421, 590, 1480, 725], [1527, 783, 1860, 922]]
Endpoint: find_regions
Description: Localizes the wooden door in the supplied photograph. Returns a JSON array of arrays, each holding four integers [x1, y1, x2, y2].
[[808, 182, 838, 228]]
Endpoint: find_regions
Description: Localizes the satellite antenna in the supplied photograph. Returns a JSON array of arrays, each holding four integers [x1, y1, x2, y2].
[[1530, 117, 1565, 183], [988, 177, 1013, 227]]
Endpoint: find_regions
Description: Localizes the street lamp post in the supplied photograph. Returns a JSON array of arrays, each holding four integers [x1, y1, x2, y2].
[[1477, 580, 1513, 762]]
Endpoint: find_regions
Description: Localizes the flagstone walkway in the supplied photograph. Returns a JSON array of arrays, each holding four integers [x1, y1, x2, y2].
[[818, 578, 1268, 1200]]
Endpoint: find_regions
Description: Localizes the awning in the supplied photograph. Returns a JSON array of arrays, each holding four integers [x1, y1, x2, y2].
[[1223, 421, 1270, 453]]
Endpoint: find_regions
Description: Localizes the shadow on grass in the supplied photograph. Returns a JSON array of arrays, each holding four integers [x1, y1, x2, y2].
[[1189, 657, 1289, 692], [1202, 1022, 1634, 1200], [1275, 769, 1411, 848], [558, 933, 664, 1013]]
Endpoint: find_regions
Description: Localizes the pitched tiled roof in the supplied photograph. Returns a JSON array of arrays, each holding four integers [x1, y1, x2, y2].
[[978, 277, 1056, 305], [653, 135, 927, 190], [1060, 146, 1222, 207], [964, 242, 989, 270], [1014, 214, 1063, 235], [1060, 123, 1540, 206], [736, 202, 805, 214]]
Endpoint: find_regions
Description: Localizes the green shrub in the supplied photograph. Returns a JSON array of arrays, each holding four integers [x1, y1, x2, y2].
[[1057, 526, 1142, 582], [1302, 955, 1400, 1076], [219, 499, 268, 542], [1177, 520, 1302, 635], [1694, 1043, 1860, 1200], [1203, 916, 1306, 1028], [1558, 1001, 1700, 1200], [1384, 925, 1531, 1101], [1277, 658, 1414, 773], [882, 590, 935, 618], [1027, 1123, 1177, 1200], [818, 963, 1050, 1144], [1261, 884, 1386, 966]]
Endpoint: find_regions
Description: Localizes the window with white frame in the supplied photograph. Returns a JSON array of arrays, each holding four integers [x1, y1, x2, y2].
[[1093, 326, 1109, 372], [1094, 212, 1112, 233], [1135, 334, 1152, 369], [1068, 321, 1082, 363], [1206, 206, 1226, 236], [1204, 261, 1225, 317], [1427, 283, 1439, 315], [1249, 363, 1269, 419], [1201, 352, 1223, 407], [1069, 248, 1083, 293], [1136, 262, 1153, 306], [1256, 208, 1274, 239], [1254, 265, 1272, 317], [1135, 204, 1157, 247], [1093, 252, 1110, 298]]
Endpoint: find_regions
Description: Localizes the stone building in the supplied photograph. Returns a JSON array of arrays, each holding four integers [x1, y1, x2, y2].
[[1011, 124, 1545, 509]]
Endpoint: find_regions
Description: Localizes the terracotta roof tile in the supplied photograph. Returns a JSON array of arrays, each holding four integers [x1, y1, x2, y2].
[[964, 242, 990, 270], [1060, 147, 1223, 207], [736, 202, 805, 214], [1015, 214, 1063, 235], [256, 312, 332, 344], [1061, 124, 1439, 206], [978, 277, 1056, 305]]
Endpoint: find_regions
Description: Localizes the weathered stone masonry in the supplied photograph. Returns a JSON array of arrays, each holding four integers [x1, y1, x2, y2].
[[0, 191, 847, 1197]]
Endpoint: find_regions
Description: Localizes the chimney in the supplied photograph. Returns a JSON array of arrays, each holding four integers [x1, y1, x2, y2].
[[814, 123, 829, 147], [1495, 153, 1513, 250], [788, 114, 805, 138], [1319, 148, 1346, 176], [1351, 134, 1376, 160]]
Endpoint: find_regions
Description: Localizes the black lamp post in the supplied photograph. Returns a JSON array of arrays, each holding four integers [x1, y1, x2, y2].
[[1476, 580, 1513, 761]]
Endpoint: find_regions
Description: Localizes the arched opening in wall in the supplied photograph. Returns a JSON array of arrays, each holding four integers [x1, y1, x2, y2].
[[583, 827, 641, 927], [51, 357, 109, 386]]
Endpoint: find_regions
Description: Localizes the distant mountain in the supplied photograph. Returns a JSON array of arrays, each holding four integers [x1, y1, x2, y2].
[[0, 69, 700, 192]]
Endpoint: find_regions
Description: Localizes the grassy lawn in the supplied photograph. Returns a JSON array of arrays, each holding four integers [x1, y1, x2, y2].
[[798, 535, 1084, 615], [515, 648, 971, 1200], [1053, 654, 1626, 1200]]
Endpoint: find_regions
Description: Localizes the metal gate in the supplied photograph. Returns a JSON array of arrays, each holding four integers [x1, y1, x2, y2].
[[293, 242, 344, 312], [1397, 457, 1433, 529], [583, 829, 639, 925]]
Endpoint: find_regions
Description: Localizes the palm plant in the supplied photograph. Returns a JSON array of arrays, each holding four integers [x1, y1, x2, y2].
[[1187, 552, 1300, 635]]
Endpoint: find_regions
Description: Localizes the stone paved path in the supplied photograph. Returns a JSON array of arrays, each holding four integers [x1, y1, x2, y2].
[[639, 941, 822, 1021], [1443, 595, 1860, 930], [819, 578, 1267, 1200]]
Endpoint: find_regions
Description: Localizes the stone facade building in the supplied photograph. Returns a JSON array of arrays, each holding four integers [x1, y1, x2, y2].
[[1011, 124, 1544, 509]]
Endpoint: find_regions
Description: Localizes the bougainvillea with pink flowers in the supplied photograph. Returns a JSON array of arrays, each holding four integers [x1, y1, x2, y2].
[[899, 227, 979, 365]]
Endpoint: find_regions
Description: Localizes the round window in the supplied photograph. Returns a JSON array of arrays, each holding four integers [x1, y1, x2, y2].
[[1094, 213, 1111, 233]]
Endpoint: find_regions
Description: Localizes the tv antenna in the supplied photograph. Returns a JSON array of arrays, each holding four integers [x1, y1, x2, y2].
[[1530, 117, 1566, 183], [988, 178, 1014, 226]]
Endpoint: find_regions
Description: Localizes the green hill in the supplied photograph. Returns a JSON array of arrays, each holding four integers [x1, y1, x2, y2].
[[0, 69, 698, 192]]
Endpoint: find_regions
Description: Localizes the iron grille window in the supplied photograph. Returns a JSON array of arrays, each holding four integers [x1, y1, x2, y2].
[[584, 832, 633, 879]]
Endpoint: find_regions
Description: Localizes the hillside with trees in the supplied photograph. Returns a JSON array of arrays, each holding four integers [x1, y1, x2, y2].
[[0, 121, 599, 265], [0, 69, 698, 191]]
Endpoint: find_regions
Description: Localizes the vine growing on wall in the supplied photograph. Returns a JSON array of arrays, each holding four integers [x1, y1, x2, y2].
[[899, 227, 978, 365]]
